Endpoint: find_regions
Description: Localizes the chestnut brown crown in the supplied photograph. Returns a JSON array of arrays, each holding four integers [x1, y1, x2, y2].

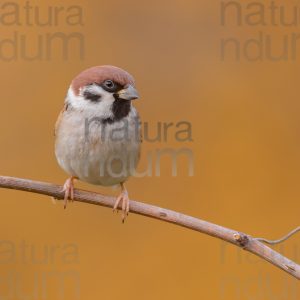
[[71, 65, 135, 96]]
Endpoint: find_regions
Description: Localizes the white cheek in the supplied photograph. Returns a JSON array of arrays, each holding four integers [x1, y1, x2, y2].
[[66, 86, 115, 118]]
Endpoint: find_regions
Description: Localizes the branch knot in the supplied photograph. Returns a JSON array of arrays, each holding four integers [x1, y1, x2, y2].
[[233, 232, 249, 248]]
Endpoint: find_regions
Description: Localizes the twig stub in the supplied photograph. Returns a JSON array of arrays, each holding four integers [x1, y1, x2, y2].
[[233, 232, 249, 248]]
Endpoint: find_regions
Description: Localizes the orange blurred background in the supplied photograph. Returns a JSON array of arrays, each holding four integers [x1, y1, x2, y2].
[[0, 0, 299, 299]]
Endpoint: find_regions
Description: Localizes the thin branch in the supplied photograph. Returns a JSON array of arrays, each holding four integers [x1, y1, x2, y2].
[[0, 175, 299, 280], [256, 227, 300, 245]]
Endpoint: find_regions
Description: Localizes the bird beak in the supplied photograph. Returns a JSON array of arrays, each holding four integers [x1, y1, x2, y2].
[[117, 85, 139, 101]]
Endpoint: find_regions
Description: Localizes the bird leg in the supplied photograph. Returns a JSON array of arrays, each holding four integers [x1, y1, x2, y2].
[[62, 176, 77, 209], [113, 183, 130, 222]]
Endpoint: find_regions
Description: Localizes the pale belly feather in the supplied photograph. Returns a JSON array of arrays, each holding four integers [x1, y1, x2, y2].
[[55, 109, 141, 186]]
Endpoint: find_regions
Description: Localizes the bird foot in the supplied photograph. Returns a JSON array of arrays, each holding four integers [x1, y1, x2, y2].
[[62, 177, 76, 209], [113, 186, 130, 223]]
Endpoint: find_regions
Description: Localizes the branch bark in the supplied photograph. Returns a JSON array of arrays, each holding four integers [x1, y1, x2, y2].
[[0, 175, 299, 279]]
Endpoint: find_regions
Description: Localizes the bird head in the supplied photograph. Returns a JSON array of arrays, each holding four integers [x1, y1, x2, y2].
[[67, 65, 139, 121]]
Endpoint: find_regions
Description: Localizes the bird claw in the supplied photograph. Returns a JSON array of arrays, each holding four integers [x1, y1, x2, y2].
[[113, 188, 130, 222], [62, 177, 76, 209]]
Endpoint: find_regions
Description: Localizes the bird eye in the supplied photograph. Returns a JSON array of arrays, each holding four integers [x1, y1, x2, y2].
[[103, 80, 115, 90]]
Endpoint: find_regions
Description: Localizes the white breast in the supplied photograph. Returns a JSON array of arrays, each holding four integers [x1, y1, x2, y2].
[[55, 107, 141, 186]]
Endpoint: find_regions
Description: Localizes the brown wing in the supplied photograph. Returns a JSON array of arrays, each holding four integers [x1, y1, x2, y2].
[[136, 117, 143, 164], [54, 103, 68, 137]]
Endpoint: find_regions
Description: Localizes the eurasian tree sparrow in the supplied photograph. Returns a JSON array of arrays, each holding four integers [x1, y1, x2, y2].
[[55, 65, 141, 221]]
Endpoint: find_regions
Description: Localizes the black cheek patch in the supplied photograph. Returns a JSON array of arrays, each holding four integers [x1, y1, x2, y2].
[[83, 91, 101, 103]]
